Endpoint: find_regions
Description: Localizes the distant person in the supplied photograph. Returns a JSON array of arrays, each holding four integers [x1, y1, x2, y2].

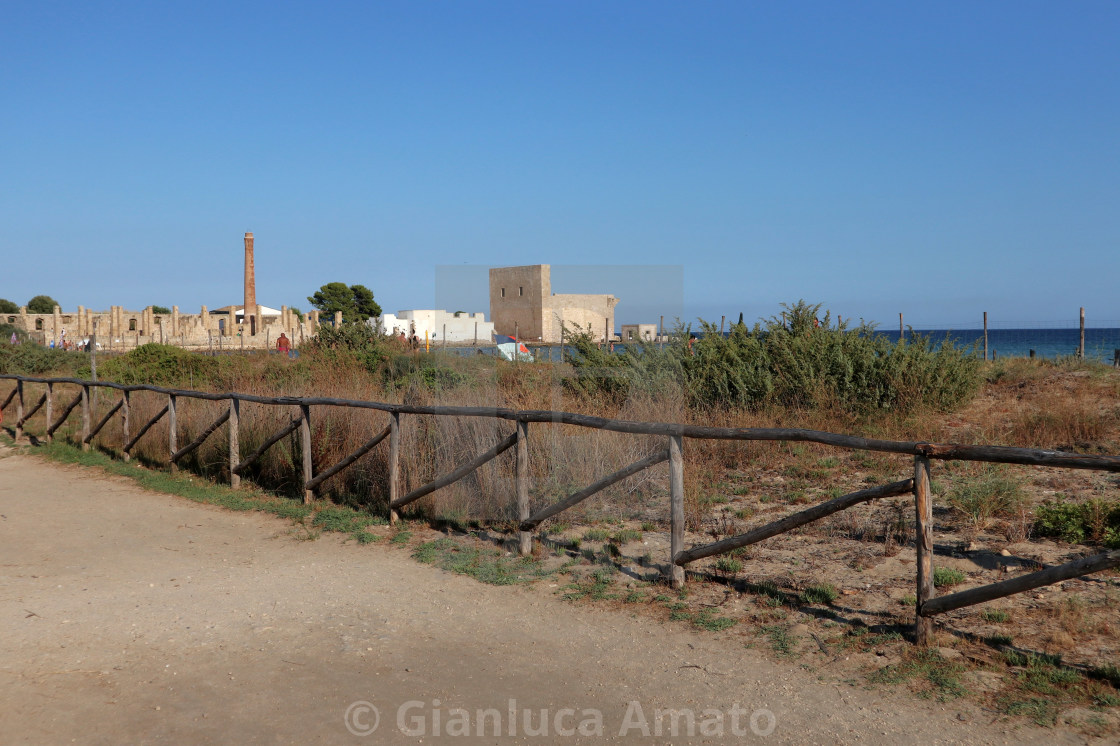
[[9, 331, 17, 345], [277, 332, 291, 356]]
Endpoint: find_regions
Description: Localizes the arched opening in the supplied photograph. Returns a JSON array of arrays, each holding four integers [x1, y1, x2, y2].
[[35, 319, 43, 330], [129, 318, 137, 331]]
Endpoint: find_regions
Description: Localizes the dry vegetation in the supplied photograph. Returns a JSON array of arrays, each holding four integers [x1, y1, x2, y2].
[[5, 339, 1120, 734]]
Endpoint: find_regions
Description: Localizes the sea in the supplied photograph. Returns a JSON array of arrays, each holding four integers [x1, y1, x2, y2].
[[444, 328, 1120, 365], [877, 328, 1120, 364]]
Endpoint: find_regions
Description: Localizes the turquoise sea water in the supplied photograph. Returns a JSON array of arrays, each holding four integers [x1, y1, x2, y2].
[[879, 328, 1120, 364], [446, 328, 1120, 364]]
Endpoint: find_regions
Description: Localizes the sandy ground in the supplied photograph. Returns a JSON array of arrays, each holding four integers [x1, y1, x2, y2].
[[0, 452, 1085, 745]]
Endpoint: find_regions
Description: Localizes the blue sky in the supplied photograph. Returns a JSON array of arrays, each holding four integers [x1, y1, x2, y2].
[[3, 1, 1118, 329]]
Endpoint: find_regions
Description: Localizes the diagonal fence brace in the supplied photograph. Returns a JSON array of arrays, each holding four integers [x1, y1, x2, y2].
[[520, 449, 670, 532]]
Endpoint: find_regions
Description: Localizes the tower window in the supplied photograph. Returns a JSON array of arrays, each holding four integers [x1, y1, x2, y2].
[[501, 288, 505, 298], [519, 287, 523, 296]]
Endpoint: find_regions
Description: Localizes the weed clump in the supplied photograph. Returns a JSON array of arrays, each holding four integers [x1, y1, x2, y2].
[[1035, 498, 1120, 547], [563, 300, 982, 414]]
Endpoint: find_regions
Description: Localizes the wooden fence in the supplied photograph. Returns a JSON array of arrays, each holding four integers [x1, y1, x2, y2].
[[4, 373, 1120, 646]]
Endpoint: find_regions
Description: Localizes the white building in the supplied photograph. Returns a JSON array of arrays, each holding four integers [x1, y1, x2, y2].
[[620, 323, 658, 342], [376, 310, 495, 344]]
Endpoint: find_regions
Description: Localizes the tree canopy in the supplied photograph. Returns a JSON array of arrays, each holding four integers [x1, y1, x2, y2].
[[0, 299, 19, 314], [27, 295, 60, 314], [152, 305, 171, 315], [307, 283, 381, 324]]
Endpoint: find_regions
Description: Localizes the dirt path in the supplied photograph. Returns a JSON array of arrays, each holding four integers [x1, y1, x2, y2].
[[0, 452, 1080, 745]]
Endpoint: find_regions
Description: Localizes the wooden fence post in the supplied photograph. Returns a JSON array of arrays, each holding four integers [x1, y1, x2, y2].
[[300, 404, 313, 504], [983, 311, 988, 361], [168, 394, 177, 472], [80, 385, 90, 451], [516, 420, 531, 556], [389, 412, 400, 524], [229, 397, 240, 488], [669, 433, 685, 589], [914, 455, 934, 646], [15, 379, 24, 441], [44, 382, 53, 444], [122, 391, 131, 461], [1079, 307, 1085, 358]]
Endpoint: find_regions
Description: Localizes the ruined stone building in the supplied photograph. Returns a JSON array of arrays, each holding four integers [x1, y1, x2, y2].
[[5, 233, 322, 350], [489, 265, 618, 343]]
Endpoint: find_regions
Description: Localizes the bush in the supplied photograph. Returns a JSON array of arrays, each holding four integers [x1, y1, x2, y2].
[[946, 467, 1026, 532], [800, 583, 839, 605], [933, 567, 967, 587], [308, 323, 391, 375], [1035, 499, 1120, 547], [96, 344, 220, 386], [0, 341, 84, 376], [563, 301, 982, 414]]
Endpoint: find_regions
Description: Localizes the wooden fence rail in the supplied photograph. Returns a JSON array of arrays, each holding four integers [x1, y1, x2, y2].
[[3, 372, 1119, 645]]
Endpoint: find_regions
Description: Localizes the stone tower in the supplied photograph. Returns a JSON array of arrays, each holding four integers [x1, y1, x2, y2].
[[243, 232, 257, 335]]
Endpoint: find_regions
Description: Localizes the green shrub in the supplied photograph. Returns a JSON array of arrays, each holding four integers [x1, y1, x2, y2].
[[946, 467, 1025, 531], [95, 344, 220, 386], [933, 567, 967, 588], [800, 583, 839, 605], [563, 301, 981, 414], [715, 556, 743, 574], [0, 341, 83, 375], [610, 528, 643, 545], [1035, 498, 1120, 546]]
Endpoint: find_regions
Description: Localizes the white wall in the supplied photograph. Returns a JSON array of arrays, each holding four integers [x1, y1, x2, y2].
[[376, 310, 495, 343]]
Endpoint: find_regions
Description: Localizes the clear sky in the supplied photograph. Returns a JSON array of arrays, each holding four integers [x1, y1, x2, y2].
[[3, 1, 1118, 329]]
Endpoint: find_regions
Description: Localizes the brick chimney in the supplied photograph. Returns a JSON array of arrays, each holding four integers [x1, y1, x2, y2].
[[244, 232, 256, 335]]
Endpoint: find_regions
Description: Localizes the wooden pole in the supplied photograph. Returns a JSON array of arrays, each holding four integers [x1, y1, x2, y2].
[[15, 379, 24, 441], [389, 412, 400, 524], [899, 313, 904, 341], [300, 404, 313, 504], [983, 312, 988, 361], [305, 424, 391, 492], [228, 397, 240, 488], [474, 321, 478, 346], [720, 315, 725, 335], [168, 394, 177, 472], [1079, 307, 1085, 358], [521, 449, 670, 531], [121, 391, 130, 461], [922, 549, 1120, 617], [80, 385, 90, 451], [516, 420, 531, 556], [44, 382, 53, 444], [669, 433, 685, 589], [442, 323, 446, 347], [914, 455, 934, 646], [676, 478, 913, 565], [659, 314, 664, 348]]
